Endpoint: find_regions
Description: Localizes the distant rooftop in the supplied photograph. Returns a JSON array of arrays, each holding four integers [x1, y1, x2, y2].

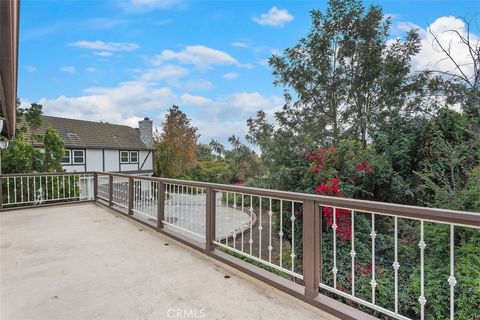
[[20, 115, 154, 150]]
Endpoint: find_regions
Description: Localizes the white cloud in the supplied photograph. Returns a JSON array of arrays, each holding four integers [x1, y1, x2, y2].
[[222, 72, 238, 80], [181, 94, 213, 108], [152, 45, 239, 70], [60, 66, 76, 74], [229, 92, 281, 112], [139, 65, 188, 82], [94, 51, 114, 57], [185, 92, 282, 142], [37, 64, 187, 126], [69, 40, 139, 52], [193, 119, 249, 143], [39, 82, 176, 126], [86, 67, 97, 73], [253, 7, 294, 27], [410, 16, 479, 81], [182, 91, 281, 113]]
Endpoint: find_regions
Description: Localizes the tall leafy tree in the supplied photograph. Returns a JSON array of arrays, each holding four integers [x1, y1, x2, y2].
[[223, 135, 260, 182], [23, 103, 43, 144], [342, 12, 421, 147], [43, 127, 65, 172], [1, 132, 43, 173], [154, 105, 199, 178], [209, 139, 225, 160], [249, 0, 421, 191]]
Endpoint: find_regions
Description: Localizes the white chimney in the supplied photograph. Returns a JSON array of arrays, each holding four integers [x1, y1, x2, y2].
[[138, 117, 153, 148]]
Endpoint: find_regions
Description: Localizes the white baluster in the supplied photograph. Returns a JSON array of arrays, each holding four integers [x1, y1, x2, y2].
[[332, 207, 338, 289], [351, 210, 356, 296], [268, 197, 273, 263], [20, 177, 24, 203], [279, 200, 284, 268], [249, 195, 253, 255], [418, 220, 426, 320], [27, 176, 31, 203], [258, 197, 263, 259], [393, 216, 400, 315], [233, 193, 237, 249], [14, 177, 17, 203], [370, 213, 377, 304], [290, 201, 295, 273], [448, 224, 457, 320]]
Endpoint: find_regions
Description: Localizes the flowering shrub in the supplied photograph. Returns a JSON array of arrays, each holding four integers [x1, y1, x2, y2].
[[306, 146, 336, 164], [322, 207, 352, 241], [314, 177, 352, 241], [314, 177, 340, 196], [356, 160, 374, 173], [309, 162, 324, 173]]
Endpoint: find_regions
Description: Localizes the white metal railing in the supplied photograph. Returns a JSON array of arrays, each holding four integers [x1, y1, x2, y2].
[[162, 183, 206, 239], [97, 174, 110, 201], [317, 204, 480, 320], [111, 176, 129, 208], [132, 178, 158, 220], [0, 173, 94, 208], [213, 190, 303, 280]]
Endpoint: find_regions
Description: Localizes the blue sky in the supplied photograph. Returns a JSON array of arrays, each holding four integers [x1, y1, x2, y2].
[[19, 0, 480, 144]]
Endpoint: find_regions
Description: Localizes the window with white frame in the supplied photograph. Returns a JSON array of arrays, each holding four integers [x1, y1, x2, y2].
[[61, 150, 71, 164], [120, 151, 129, 163], [130, 151, 138, 163], [72, 150, 85, 164]]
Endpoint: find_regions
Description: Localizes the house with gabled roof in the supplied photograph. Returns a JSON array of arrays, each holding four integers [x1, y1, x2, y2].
[[23, 116, 155, 175]]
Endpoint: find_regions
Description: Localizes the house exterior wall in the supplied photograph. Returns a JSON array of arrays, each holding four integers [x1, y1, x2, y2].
[[120, 163, 138, 172], [139, 150, 153, 171], [61, 148, 153, 174], [104, 150, 120, 172], [86, 149, 103, 171]]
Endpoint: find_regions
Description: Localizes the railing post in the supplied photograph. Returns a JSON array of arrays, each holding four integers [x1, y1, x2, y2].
[[303, 200, 320, 299], [93, 173, 98, 201], [108, 174, 113, 206], [205, 186, 216, 251], [128, 177, 134, 215], [157, 182, 166, 229]]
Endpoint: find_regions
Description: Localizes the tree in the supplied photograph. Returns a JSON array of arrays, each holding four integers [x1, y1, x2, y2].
[[154, 106, 199, 178], [342, 16, 420, 148], [268, 0, 420, 147], [417, 109, 480, 210], [209, 139, 225, 160], [196, 143, 214, 161], [21, 102, 43, 143], [223, 135, 260, 183], [1, 132, 43, 173], [43, 127, 65, 172]]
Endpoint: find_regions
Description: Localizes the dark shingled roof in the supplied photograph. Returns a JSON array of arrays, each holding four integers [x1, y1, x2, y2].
[[22, 116, 154, 150]]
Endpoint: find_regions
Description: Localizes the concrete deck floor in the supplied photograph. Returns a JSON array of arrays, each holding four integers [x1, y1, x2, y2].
[[1, 203, 337, 320]]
